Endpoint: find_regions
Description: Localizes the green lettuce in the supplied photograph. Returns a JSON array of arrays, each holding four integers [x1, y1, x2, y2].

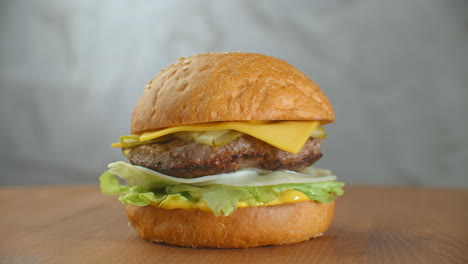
[[99, 162, 344, 216]]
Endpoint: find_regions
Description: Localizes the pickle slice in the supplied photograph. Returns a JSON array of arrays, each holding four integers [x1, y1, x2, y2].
[[118, 135, 172, 148], [174, 130, 242, 146], [213, 130, 243, 146], [172, 131, 204, 142], [310, 126, 326, 139], [194, 130, 242, 146]]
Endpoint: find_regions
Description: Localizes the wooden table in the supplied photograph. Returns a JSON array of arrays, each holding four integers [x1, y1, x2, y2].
[[1, 185, 467, 263]]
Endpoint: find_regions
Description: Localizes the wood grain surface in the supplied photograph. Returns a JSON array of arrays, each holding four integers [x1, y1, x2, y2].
[[1, 185, 467, 264]]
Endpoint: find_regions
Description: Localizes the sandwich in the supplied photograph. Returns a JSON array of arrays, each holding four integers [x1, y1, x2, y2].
[[99, 52, 344, 248]]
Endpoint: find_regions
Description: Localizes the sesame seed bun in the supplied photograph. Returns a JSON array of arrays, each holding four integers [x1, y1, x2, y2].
[[131, 52, 334, 134]]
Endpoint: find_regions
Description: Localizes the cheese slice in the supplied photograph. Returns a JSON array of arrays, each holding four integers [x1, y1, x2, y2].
[[138, 121, 319, 153]]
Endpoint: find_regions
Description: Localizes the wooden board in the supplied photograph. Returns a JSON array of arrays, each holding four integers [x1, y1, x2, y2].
[[1, 185, 467, 263]]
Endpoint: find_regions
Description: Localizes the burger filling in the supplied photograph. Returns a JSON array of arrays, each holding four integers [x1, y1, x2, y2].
[[100, 121, 344, 216]]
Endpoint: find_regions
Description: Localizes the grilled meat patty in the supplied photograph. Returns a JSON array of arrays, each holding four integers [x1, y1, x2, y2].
[[126, 135, 323, 178]]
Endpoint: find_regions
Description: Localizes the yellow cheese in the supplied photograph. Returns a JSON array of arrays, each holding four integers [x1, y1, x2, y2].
[[157, 189, 310, 212], [264, 189, 309, 206], [138, 121, 319, 153], [237, 189, 309, 207]]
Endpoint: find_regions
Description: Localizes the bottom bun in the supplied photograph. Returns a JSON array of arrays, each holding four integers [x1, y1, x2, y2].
[[125, 200, 335, 248]]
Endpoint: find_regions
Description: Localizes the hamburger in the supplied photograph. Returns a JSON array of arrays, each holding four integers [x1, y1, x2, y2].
[[99, 52, 344, 248]]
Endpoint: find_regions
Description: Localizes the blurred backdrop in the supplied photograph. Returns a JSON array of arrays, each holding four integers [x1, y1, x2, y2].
[[1, 0, 467, 187]]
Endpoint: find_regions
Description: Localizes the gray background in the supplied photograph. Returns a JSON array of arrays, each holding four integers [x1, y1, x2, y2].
[[1, 0, 467, 187]]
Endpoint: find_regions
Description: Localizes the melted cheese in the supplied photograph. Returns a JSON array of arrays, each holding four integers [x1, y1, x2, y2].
[[137, 121, 320, 153], [156, 189, 310, 212]]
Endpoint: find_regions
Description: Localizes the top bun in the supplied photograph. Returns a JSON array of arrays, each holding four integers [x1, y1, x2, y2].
[[131, 52, 334, 134]]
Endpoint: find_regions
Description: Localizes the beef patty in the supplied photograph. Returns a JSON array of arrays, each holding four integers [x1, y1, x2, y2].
[[126, 135, 323, 178]]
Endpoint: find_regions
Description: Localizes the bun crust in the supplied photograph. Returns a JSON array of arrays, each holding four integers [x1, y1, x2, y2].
[[131, 52, 334, 134], [125, 201, 335, 248]]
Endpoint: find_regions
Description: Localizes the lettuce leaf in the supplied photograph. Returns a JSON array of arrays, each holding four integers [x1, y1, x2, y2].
[[99, 162, 344, 216]]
